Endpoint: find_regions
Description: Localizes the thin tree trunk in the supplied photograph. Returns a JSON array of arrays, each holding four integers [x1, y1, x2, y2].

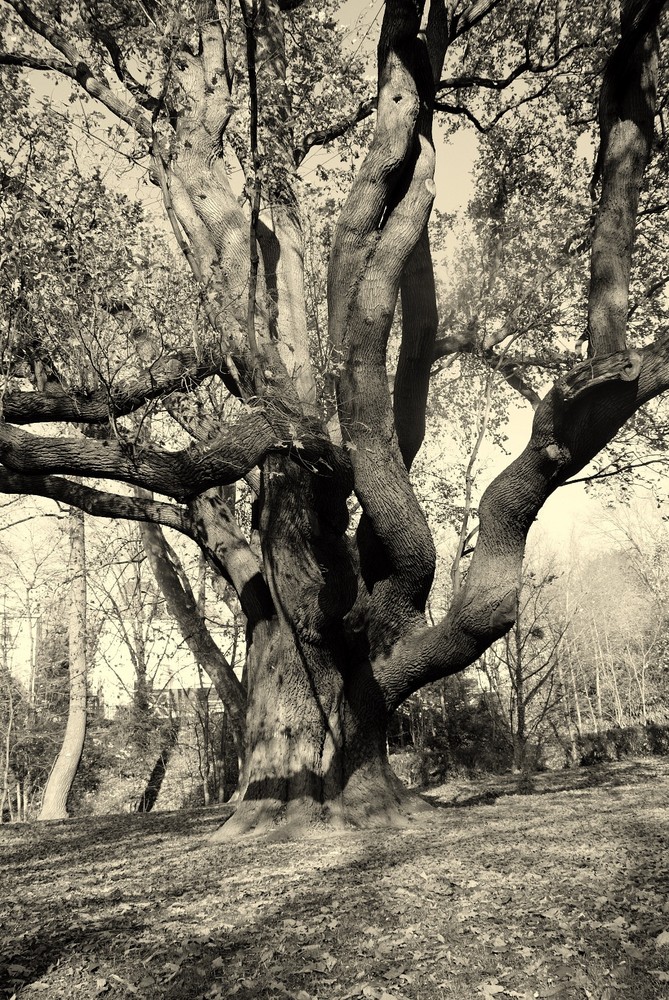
[[38, 507, 87, 821], [135, 718, 180, 813], [592, 622, 605, 727], [556, 655, 578, 764], [565, 643, 584, 737], [513, 611, 527, 771], [0, 695, 11, 821], [603, 629, 624, 725]]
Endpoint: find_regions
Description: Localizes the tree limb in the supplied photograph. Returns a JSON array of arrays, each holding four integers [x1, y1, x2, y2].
[[450, 0, 504, 40], [1, 350, 225, 425], [588, 0, 663, 353], [329, 0, 440, 654], [374, 331, 669, 711], [0, 467, 193, 534], [0, 415, 275, 501], [0, 50, 76, 75], [294, 97, 376, 166], [0, 413, 347, 502], [139, 516, 247, 752], [189, 489, 275, 630], [437, 42, 593, 95], [394, 226, 439, 468], [3, 0, 152, 138]]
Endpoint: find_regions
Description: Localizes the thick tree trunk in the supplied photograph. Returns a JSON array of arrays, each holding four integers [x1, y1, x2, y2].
[[211, 626, 430, 840], [209, 453, 431, 840], [38, 507, 87, 821]]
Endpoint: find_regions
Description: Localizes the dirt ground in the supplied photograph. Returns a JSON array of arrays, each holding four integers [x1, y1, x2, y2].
[[2, 759, 669, 1000]]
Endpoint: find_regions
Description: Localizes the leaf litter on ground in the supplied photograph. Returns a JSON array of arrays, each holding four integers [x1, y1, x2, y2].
[[1, 759, 669, 999]]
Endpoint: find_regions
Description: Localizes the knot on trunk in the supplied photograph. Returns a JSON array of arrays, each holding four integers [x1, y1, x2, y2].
[[555, 348, 642, 404]]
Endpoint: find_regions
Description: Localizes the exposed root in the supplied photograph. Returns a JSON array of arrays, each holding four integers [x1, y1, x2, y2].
[[207, 781, 433, 843]]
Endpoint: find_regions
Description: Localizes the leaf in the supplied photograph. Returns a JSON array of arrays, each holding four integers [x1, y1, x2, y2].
[[656, 930, 669, 948], [479, 984, 506, 998], [543, 986, 569, 998], [650, 970, 669, 982]]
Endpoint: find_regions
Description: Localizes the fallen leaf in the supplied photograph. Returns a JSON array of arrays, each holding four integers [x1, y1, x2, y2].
[[479, 983, 505, 998]]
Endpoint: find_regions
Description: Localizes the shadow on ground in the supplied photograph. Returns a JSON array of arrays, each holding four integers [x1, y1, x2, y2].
[[0, 804, 234, 871], [425, 758, 663, 808], [2, 759, 668, 1000]]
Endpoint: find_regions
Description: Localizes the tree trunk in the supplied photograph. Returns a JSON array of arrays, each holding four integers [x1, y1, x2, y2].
[[38, 506, 87, 821], [211, 626, 430, 840], [556, 655, 578, 765], [135, 718, 180, 813], [211, 456, 432, 840]]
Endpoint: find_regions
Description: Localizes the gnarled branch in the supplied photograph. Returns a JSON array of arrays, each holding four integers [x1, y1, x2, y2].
[[294, 97, 376, 166], [4, 0, 152, 138], [2, 350, 224, 425], [376, 330, 669, 711], [0, 467, 192, 534]]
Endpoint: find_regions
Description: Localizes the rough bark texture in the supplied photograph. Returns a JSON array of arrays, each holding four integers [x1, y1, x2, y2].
[[211, 623, 430, 840], [589, 0, 660, 354], [38, 507, 87, 821]]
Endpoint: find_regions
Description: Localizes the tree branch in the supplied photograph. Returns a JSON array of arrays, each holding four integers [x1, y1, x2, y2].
[[294, 97, 376, 166], [2, 349, 225, 425], [189, 489, 275, 630], [0, 50, 76, 76], [588, 0, 663, 354], [3, 0, 152, 138], [394, 226, 439, 468], [375, 331, 669, 711], [450, 0, 504, 40], [139, 516, 247, 751], [0, 412, 347, 502], [487, 350, 542, 409], [0, 467, 193, 534], [437, 42, 593, 95], [0, 415, 275, 501], [329, 0, 440, 653]]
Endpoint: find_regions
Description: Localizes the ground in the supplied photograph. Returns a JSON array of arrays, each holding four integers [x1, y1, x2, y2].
[[2, 760, 669, 1000]]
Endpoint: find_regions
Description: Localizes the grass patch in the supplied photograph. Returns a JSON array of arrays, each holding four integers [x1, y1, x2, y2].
[[1, 760, 669, 999]]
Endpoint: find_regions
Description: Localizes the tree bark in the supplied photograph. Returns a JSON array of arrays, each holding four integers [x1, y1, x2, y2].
[[135, 718, 180, 813], [139, 517, 247, 759], [211, 624, 430, 840], [38, 507, 87, 821], [589, 0, 661, 354]]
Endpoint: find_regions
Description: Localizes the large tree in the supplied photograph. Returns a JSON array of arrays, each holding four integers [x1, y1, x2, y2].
[[0, 0, 667, 837]]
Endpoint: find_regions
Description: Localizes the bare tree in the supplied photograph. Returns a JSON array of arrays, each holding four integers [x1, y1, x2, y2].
[[484, 567, 567, 770]]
